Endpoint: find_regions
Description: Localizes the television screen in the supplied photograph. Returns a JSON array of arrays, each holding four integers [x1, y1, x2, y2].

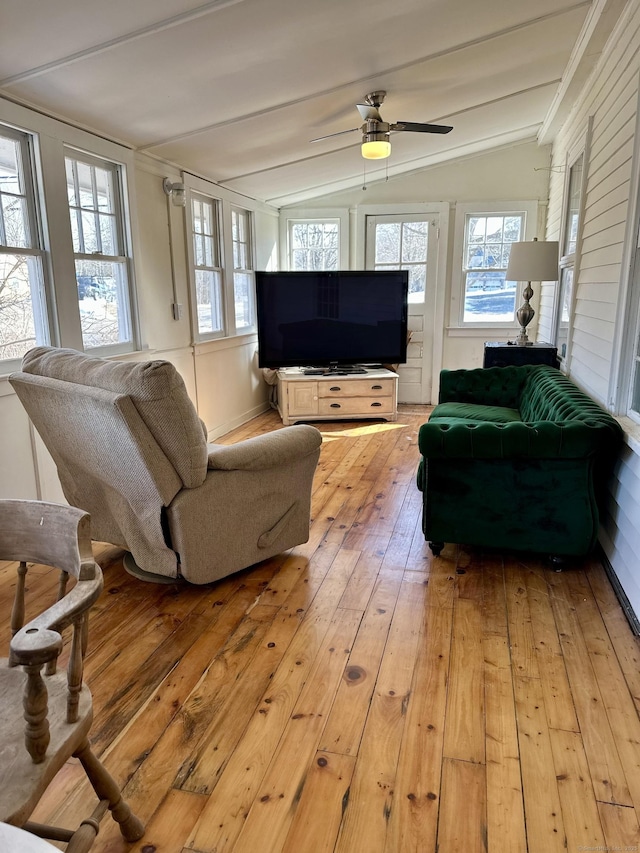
[[256, 270, 409, 370]]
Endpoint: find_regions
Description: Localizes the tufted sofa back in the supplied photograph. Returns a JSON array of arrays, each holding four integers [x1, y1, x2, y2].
[[519, 366, 615, 426]]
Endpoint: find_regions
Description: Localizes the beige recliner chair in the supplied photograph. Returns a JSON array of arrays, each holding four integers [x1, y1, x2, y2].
[[9, 347, 322, 585]]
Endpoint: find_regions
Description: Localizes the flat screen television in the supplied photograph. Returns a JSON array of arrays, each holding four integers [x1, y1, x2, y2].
[[256, 270, 409, 371]]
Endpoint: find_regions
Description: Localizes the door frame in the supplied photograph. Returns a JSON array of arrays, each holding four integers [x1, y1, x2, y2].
[[354, 202, 450, 404]]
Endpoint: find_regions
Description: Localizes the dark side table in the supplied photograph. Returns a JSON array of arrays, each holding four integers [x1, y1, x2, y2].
[[483, 341, 559, 368]]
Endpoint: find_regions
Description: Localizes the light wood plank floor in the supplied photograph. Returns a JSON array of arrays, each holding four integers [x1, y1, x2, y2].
[[3, 406, 640, 853]]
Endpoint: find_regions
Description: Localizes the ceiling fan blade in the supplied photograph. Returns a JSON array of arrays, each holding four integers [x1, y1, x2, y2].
[[391, 121, 453, 134], [357, 104, 382, 122], [310, 127, 359, 143]]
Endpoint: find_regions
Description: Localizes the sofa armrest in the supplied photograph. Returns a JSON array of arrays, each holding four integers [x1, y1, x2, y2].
[[418, 419, 610, 460], [438, 366, 530, 407], [207, 424, 322, 471]]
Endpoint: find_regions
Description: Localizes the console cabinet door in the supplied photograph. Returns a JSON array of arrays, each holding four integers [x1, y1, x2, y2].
[[288, 381, 318, 416]]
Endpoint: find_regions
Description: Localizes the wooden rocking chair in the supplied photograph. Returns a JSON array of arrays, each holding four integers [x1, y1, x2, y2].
[[0, 499, 144, 851]]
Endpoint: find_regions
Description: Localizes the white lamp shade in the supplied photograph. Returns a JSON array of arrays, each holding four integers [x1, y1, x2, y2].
[[506, 240, 559, 281]]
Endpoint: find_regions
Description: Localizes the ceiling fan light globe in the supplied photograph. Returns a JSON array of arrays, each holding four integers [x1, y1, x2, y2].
[[361, 140, 391, 159]]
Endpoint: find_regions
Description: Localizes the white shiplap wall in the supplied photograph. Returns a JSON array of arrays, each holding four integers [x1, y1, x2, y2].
[[540, 0, 640, 624]]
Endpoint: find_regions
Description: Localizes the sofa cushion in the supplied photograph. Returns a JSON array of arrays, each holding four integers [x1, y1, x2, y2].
[[21, 347, 207, 489]]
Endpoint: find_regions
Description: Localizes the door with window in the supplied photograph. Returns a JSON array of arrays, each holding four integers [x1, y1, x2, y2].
[[365, 214, 439, 403]]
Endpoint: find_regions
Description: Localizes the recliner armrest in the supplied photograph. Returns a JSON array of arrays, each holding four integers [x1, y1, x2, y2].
[[207, 424, 322, 471]]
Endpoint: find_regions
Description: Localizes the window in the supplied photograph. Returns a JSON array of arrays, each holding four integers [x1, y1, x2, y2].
[[369, 216, 429, 303], [231, 207, 254, 330], [555, 153, 584, 360], [288, 220, 339, 270], [0, 127, 49, 365], [461, 213, 524, 323], [65, 151, 133, 351], [191, 193, 223, 337]]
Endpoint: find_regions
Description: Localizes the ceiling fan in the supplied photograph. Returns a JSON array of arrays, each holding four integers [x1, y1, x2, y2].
[[311, 91, 453, 159]]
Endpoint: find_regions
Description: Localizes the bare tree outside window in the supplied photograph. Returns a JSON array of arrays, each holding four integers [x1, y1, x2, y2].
[[373, 219, 428, 303], [289, 221, 339, 270]]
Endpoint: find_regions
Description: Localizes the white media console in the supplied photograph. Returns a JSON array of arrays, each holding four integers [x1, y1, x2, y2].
[[276, 367, 398, 425]]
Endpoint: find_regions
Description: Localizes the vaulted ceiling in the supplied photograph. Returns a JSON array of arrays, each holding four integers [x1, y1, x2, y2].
[[0, 0, 625, 207]]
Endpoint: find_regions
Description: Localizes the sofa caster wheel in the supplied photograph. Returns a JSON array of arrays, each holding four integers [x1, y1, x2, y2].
[[429, 541, 444, 556]]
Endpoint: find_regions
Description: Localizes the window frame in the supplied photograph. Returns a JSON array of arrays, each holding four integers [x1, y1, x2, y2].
[[552, 145, 588, 364], [280, 208, 350, 270], [187, 190, 225, 342], [63, 147, 135, 356], [230, 206, 255, 334], [450, 200, 538, 331], [0, 124, 53, 371], [185, 175, 262, 343], [286, 218, 341, 271]]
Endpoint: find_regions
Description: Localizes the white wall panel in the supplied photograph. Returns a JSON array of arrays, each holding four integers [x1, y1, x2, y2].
[[0, 389, 38, 500], [541, 1, 640, 629]]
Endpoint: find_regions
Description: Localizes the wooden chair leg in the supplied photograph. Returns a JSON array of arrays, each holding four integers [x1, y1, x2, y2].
[[64, 801, 108, 853], [73, 739, 145, 842], [64, 821, 99, 853]]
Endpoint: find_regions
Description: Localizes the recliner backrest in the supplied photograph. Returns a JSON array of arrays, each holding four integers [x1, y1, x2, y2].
[[18, 347, 208, 489], [9, 346, 209, 579]]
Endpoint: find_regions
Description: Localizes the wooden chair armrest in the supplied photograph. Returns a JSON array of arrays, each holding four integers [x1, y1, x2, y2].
[[10, 573, 103, 667]]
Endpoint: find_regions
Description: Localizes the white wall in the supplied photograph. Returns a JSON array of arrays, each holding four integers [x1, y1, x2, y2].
[[0, 99, 275, 501], [539, 1, 640, 624]]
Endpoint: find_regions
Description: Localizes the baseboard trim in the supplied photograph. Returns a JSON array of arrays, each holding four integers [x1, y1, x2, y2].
[[207, 402, 271, 441], [597, 544, 640, 637]]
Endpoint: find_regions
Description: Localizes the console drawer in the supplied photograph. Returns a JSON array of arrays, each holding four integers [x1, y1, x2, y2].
[[319, 378, 394, 398], [318, 396, 393, 416]]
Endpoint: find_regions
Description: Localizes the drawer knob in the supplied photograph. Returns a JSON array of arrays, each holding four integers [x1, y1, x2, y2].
[[371, 384, 382, 390], [329, 386, 341, 392], [371, 402, 382, 407], [330, 403, 341, 408]]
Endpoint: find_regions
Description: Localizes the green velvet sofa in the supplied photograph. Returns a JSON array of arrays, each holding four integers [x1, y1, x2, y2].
[[417, 364, 622, 559]]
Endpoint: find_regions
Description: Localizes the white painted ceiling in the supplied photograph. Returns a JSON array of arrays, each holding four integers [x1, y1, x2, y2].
[[0, 0, 623, 207]]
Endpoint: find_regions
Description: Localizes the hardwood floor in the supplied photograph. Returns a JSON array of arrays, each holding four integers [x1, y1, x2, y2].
[[3, 405, 640, 852]]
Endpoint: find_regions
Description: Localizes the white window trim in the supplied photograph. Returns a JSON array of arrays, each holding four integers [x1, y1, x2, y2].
[[0, 125, 52, 372], [229, 205, 256, 335], [63, 147, 136, 356], [185, 189, 226, 342], [279, 208, 349, 270], [0, 100, 140, 370], [610, 82, 640, 416], [184, 173, 260, 341], [450, 200, 539, 330], [285, 218, 341, 272], [551, 121, 591, 368]]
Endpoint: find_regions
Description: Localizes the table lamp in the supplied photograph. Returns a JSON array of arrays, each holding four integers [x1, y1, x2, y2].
[[506, 238, 559, 345]]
